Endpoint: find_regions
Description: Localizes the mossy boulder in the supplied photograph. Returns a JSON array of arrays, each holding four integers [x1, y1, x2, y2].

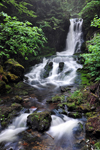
[[27, 111, 51, 132], [5, 59, 24, 79]]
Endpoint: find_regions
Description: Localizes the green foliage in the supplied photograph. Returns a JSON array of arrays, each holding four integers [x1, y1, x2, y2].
[[94, 142, 100, 149], [81, 34, 100, 81], [0, 12, 47, 60], [68, 89, 83, 104], [91, 14, 100, 28], [79, 0, 100, 16], [0, 0, 36, 17]]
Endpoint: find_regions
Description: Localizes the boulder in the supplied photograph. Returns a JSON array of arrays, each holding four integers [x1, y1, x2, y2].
[[5, 59, 24, 79], [43, 62, 53, 78], [58, 62, 64, 73], [27, 111, 51, 132]]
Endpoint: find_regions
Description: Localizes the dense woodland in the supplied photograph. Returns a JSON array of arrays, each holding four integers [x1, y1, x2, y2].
[[0, 0, 100, 149]]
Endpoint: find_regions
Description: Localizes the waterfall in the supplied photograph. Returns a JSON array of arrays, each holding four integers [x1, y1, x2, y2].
[[24, 18, 83, 89], [0, 18, 85, 150]]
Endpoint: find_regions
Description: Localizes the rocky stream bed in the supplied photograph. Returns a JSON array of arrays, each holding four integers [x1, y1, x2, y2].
[[0, 80, 100, 150]]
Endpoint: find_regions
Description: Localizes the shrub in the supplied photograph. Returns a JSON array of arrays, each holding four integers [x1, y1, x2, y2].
[[0, 12, 47, 60]]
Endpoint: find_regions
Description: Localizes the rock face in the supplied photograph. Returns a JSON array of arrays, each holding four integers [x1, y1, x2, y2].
[[27, 111, 51, 132]]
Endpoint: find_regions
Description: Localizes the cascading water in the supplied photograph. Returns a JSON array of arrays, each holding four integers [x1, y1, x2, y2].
[[24, 18, 83, 90], [47, 115, 85, 149], [0, 108, 37, 149], [0, 19, 85, 150]]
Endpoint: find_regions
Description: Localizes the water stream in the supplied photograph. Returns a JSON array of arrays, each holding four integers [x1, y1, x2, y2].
[[24, 19, 83, 89], [0, 18, 85, 150]]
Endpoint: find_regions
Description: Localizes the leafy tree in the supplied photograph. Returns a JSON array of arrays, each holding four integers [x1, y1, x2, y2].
[[0, 12, 47, 60], [81, 15, 100, 81]]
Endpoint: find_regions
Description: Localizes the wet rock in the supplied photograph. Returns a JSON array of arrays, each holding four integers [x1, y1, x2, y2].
[[22, 130, 41, 143], [5, 59, 24, 79], [43, 61, 53, 78], [65, 69, 72, 76], [58, 62, 64, 73], [27, 111, 51, 132]]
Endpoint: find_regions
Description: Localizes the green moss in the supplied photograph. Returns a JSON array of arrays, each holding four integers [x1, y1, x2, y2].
[[88, 126, 93, 130], [5, 59, 24, 69], [7, 72, 19, 80]]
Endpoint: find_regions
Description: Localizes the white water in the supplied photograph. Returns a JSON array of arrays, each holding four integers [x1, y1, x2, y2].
[[47, 115, 83, 148], [0, 108, 37, 143], [24, 18, 83, 89]]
